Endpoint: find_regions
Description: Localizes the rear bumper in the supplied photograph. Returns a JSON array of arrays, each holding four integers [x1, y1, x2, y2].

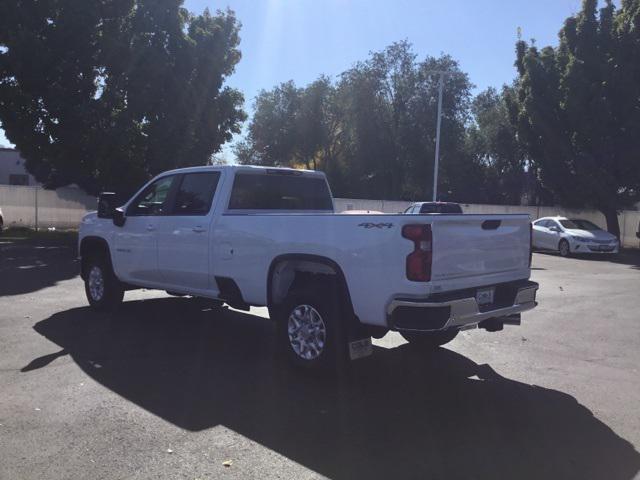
[[387, 280, 538, 332]]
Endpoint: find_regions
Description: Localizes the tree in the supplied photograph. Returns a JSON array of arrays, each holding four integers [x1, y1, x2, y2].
[[0, 0, 245, 196], [513, 0, 640, 236], [238, 41, 479, 202], [466, 86, 530, 205], [235, 77, 337, 171], [336, 42, 476, 200]]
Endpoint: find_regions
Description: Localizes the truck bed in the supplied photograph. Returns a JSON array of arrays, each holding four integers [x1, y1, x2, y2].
[[214, 212, 531, 327]]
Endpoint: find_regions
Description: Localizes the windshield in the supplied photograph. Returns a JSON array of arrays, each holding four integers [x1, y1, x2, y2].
[[420, 203, 463, 214], [560, 219, 602, 231]]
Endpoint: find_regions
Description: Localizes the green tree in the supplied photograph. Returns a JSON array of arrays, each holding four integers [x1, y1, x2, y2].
[[466, 86, 530, 205], [235, 80, 302, 167], [0, 1, 245, 196], [513, 0, 640, 236], [235, 77, 337, 171], [238, 41, 479, 202]]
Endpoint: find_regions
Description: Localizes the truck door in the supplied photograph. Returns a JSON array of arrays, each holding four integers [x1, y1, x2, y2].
[[113, 175, 177, 285], [156, 171, 221, 293]]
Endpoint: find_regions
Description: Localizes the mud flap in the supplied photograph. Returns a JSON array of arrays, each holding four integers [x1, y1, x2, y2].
[[348, 337, 373, 360]]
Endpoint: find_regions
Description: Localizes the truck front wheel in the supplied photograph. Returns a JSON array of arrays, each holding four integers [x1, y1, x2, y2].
[[84, 256, 124, 311], [401, 329, 458, 349], [275, 288, 346, 372]]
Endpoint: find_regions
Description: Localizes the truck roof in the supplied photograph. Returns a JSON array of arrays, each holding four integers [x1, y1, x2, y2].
[[160, 164, 326, 178]]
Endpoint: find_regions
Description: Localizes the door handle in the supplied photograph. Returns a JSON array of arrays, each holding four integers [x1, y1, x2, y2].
[[146, 224, 156, 231], [192, 226, 206, 233]]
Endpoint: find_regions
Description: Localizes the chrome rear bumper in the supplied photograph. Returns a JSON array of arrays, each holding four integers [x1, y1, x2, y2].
[[387, 281, 538, 332]]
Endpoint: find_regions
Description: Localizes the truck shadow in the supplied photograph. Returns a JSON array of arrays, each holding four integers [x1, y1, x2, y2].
[[0, 237, 78, 296], [27, 298, 640, 480]]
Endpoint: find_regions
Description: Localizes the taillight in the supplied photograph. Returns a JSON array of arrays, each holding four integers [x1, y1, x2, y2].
[[402, 224, 432, 282], [529, 222, 533, 267]]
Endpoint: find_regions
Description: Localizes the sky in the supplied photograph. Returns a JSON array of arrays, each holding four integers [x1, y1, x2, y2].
[[0, 0, 585, 153]]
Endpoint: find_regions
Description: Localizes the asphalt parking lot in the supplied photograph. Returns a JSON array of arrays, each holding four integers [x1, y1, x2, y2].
[[1, 235, 640, 480]]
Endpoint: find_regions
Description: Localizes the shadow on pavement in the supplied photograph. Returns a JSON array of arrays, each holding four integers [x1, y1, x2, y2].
[[27, 298, 640, 480], [578, 249, 640, 270], [536, 249, 640, 269], [0, 237, 78, 296]]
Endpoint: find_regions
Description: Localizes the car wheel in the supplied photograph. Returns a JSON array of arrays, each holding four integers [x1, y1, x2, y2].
[[84, 256, 124, 311], [401, 329, 458, 349], [558, 239, 571, 257], [276, 287, 346, 372]]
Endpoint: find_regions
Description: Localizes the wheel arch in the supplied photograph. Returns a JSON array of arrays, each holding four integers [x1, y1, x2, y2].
[[79, 236, 113, 280], [558, 236, 570, 248], [267, 254, 355, 316]]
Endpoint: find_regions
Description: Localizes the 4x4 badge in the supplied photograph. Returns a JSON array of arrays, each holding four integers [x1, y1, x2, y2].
[[358, 222, 393, 229]]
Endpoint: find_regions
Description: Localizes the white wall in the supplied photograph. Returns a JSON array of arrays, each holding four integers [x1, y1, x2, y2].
[[0, 185, 96, 229], [1, 188, 638, 248], [334, 198, 640, 249]]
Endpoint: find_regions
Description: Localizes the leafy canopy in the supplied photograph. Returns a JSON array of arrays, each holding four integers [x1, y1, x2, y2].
[[0, 0, 246, 195], [513, 0, 640, 234], [238, 41, 490, 202]]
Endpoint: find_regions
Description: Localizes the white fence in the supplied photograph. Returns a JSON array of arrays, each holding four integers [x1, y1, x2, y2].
[[0, 185, 96, 229], [0, 185, 638, 248], [334, 198, 640, 249]]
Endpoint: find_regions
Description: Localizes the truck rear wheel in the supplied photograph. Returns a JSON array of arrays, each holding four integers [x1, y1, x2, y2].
[[84, 256, 124, 311], [275, 287, 346, 372], [401, 329, 458, 349]]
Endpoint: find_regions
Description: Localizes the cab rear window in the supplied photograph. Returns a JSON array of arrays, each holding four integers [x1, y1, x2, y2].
[[228, 172, 333, 211]]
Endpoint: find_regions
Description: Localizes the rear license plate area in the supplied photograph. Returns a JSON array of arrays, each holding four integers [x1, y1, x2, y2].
[[476, 287, 495, 306]]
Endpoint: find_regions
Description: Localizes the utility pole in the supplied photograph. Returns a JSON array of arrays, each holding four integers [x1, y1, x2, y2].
[[432, 72, 445, 201], [34, 186, 38, 232]]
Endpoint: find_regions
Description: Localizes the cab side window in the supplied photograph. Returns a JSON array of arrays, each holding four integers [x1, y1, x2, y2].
[[549, 220, 561, 230], [170, 172, 221, 216], [128, 176, 175, 216]]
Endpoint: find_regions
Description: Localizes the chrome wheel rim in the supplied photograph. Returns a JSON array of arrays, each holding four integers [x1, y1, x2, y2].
[[88, 266, 105, 301], [288, 304, 327, 361]]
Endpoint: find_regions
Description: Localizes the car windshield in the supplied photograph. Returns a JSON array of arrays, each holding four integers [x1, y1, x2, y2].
[[560, 219, 602, 231], [421, 203, 463, 214]]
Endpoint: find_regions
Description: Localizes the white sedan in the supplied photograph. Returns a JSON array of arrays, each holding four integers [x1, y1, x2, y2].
[[532, 216, 619, 257]]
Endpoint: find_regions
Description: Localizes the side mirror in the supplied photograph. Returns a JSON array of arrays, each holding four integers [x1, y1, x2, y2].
[[97, 192, 117, 219], [550, 226, 561, 232], [113, 207, 126, 227]]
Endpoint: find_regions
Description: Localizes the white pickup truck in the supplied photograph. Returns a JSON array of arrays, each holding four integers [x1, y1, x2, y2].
[[78, 165, 538, 371]]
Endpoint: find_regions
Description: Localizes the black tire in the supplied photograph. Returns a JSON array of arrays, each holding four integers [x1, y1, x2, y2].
[[84, 256, 124, 311], [558, 239, 571, 257], [275, 286, 346, 372], [401, 329, 459, 349]]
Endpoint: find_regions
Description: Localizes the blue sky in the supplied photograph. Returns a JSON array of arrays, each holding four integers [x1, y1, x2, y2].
[[0, 0, 584, 151]]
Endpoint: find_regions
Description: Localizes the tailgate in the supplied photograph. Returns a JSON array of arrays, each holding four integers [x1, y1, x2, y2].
[[429, 215, 530, 283]]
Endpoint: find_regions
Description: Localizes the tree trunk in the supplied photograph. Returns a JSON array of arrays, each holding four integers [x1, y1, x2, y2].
[[601, 207, 621, 239]]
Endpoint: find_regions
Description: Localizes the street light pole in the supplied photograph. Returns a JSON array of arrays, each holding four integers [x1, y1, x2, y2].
[[432, 72, 445, 202]]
